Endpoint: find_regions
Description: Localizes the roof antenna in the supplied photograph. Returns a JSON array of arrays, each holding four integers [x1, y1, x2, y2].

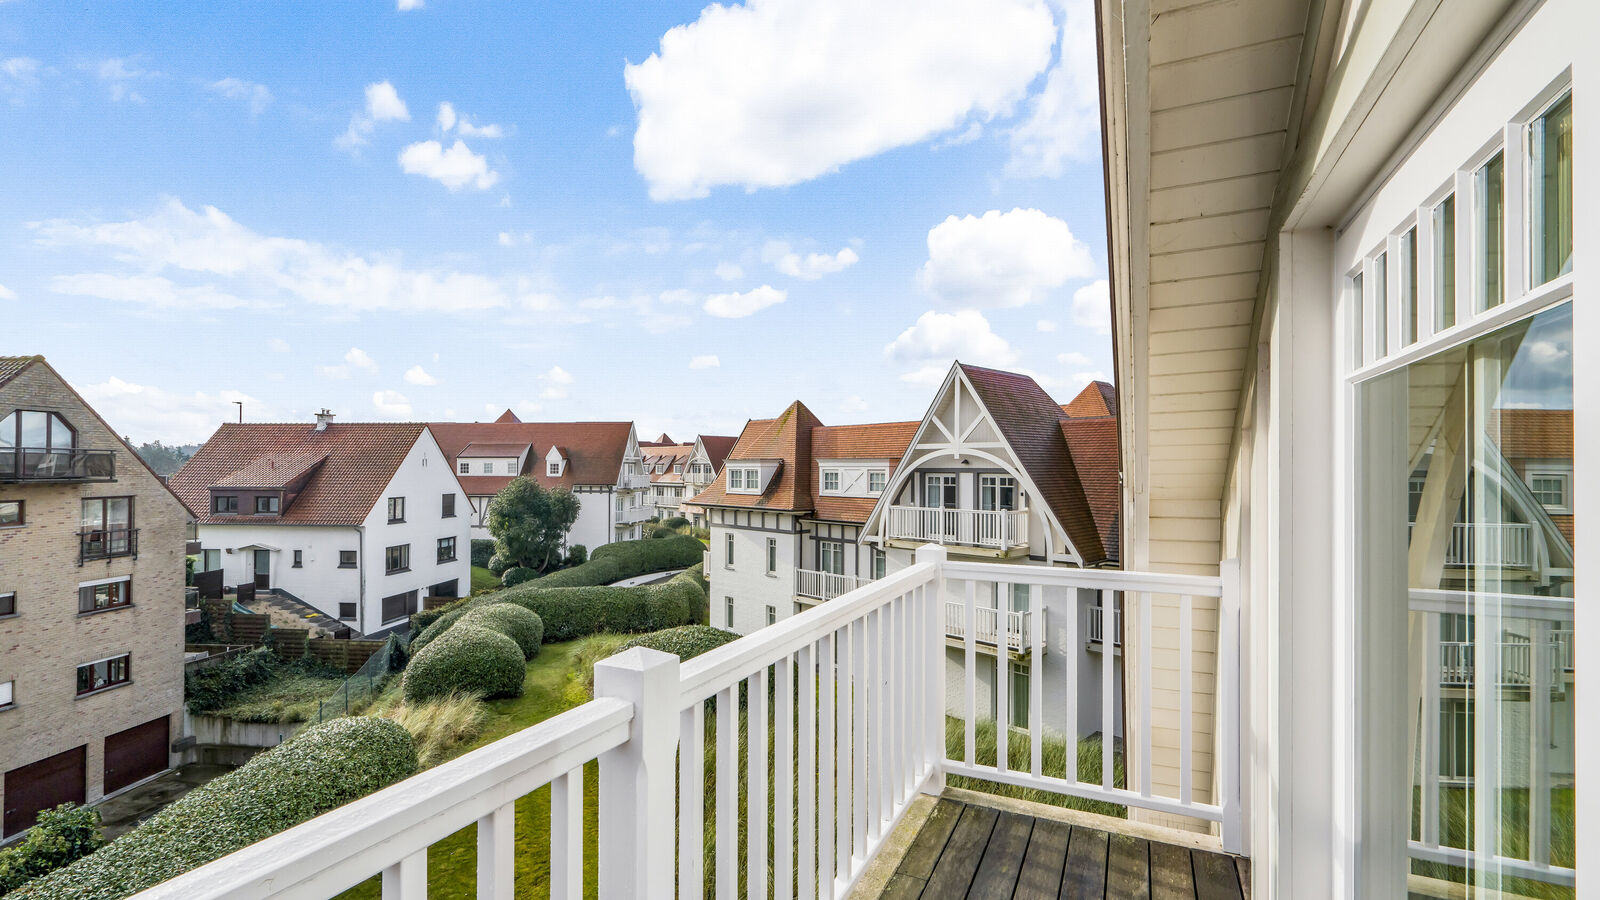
[[232, 401, 243, 423]]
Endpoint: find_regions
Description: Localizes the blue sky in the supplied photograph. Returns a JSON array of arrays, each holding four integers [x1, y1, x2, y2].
[[0, 0, 1112, 444]]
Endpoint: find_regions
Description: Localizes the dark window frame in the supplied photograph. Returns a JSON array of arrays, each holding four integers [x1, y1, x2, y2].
[[75, 654, 130, 696], [437, 536, 457, 563], [387, 496, 405, 523], [338, 602, 358, 620], [292, 549, 303, 568], [78, 579, 132, 615], [385, 544, 410, 574], [380, 590, 418, 625], [0, 592, 15, 617], [212, 494, 239, 514], [254, 495, 280, 514], [338, 550, 358, 568], [441, 493, 456, 518], [0, 409, 77, 450]]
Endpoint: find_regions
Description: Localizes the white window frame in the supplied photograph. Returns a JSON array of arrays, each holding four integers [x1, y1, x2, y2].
[[1525, 466, 1574, 514], [458, 461, 469, 474], [0, 680, 12, 707], [821, 470, 841, 493], [765, 537, 777, 575], [547, 460, 561, 477], [868, 470, 887, 493], [766, 605, 776, 626], [725, 533, 735, 569], [725, 596, 735, 630], [819, 539, 844, 576], [925, 473, 957, 509]]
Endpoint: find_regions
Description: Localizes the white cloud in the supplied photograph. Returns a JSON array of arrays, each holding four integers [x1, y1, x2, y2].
[[1071, 278, 1110, 334], [539, 365, 574, 400], [345, 347, 378, 371], [658, 288, 696, 305], [624, 0, 1055, 200], [688, 354, 720, 370], [840, 394, 868, 413], [335, 80, 410, 150], [884, 310, 1018, 375], [713, 261, 744, 282], [1057, 351, 1091, 368], [1, 57, 40, 102], [918, 208, 1094, 308], [95, 58, 156, 103], [403, 364, 438, 385], [33, 198, 512, 313], [761, 241, 859, 280], [0, 283, 15, 300], [1036, 319, 1057, 332], [77, 377, 267, 444], [1006, 0, 1100, 178], [208, 78, 272, 115], [398, 0, 423, 9], [437, 101, 505, 139], [704, 284, 786, 318], [372, 389, 414, 418], [398, 139, 500, 190], [267, 337, 291, 352]]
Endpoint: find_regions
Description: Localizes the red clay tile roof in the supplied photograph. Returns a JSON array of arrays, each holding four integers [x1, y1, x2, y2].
[[493, 409, 521, 424], [1492, 408, 1573, 459], [646, 444, 695, 484], [429, 421, 632, 490], [1060, 417, 1121, 563], [457, 475, 519, 497], [212, 449, 329, 489], [1062, 380, 1118, 418], [171, 423, 426, 526], [961, 364, 1110, 565], [459, 441, 531, 457], [697, 435, 737, 471]]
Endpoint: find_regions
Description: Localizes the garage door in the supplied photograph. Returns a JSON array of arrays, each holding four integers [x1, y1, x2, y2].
[[4, 745, 86, 837], [104, 716, 170, 795]]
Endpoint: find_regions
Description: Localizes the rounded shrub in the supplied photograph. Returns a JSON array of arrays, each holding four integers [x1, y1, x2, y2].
[[10, 717, 416, 899], [0, 803, 104, 894], [459, 603, 543, 660], [403, 624, 525, 704], [663, 516, 690, 530], [617, 625, 738, 662], [500, 566, 539, 587], [487, 553, 513, 577], [409, 596, 469, 636], [409, 603, 472, 655]]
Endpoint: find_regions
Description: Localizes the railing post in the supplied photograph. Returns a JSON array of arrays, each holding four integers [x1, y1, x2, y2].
[[595, 647, 680, 899], [915, 543, 947, 795], [1217, 558, 1245, 855]]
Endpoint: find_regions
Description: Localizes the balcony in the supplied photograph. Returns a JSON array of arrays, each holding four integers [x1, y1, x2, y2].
[[942, 601, 1039, 655], [885, 505, 1028, 555], [80, 527, 137, 563], [1086, 603, 1122, 648], [794, 568, 871, 603], [616, 502, 653, 525], [622, 472, 653, 491], [0, 447, 116, 483], [134, 547, 1243, 899], [1444, 521, 1533, 568]]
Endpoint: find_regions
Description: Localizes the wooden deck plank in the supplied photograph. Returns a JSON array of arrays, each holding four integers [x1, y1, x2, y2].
[[966, 811, 1035, 900], [1014, 819, 1071, 899], [922, 805, 1000, 898], [1148, 840, 1195, 900], [895, 798, 965, 881], [880, 873, 927, 900], [1059, 826, 1110, 899], [1190, 851, 1243, 900], [1105, 833, 1151, 900]]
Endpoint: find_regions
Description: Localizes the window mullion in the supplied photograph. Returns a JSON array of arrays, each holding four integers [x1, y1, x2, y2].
[[1504, 122, 1528, 300]]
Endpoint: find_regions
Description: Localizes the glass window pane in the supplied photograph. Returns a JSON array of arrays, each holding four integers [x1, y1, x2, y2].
[[81, 499, 103, 529], [1360, 301, 1575, 894], [0, 413, 13, 449], [1353, 272, 1365, 363], [1434, 196, 1457, 330], [1373, 253, 1389, 358], [1401, 228, 1418, 345], [1533, 94, 1573, 285], [1476, 151, 1505, 309], [18, 412, 46, 448]]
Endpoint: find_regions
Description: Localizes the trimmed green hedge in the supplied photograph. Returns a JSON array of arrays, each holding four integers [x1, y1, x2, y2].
[[616, 625, 737, 662], [11, 718, 417, 899], [403, 625, 525, 703], [0, 804, 103, 896], [458, 604, 543, 660], [589, 534, 703, 568], [500, 566, 539, 587], [532, 556, 625, 588], [409, 597, 469, 635]]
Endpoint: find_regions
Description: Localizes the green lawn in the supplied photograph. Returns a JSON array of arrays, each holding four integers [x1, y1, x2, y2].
[[470, 566, 500, 595]]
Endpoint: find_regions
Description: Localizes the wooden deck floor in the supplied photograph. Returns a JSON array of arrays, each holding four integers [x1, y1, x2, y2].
[[880, 798, 1248, 900]]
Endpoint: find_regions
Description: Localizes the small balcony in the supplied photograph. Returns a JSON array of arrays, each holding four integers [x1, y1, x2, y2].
[[622, 472, 653, 491], [943, 601, 1040, 655], [0, 447, 116, 483], [1444, 521, 1534, 568], [794, 568, 871, 603], [616, 502, 653, 525], [885, 505, 1029, 555], [80, 527, 137, 563], [1086, 603, 1122, 648]]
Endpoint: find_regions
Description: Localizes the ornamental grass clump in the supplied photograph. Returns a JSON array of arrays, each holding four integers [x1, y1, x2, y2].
[[402, 624, 525, 704], [10, 718, 417, 899]]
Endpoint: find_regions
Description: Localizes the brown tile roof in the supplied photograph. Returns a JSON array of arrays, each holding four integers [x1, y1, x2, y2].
[[0, 356, 41, 389], [809, 421, 919, 523], [457, 475, 519, 497], [171, 423, 426, 526], [493, 409, 521, 424], [1492, 408, 1573, 459], [640, 433, 675, 447], [960, 364, 1110, 565], [212, 449, 329, 489], [689, 402, 821, 511], [459, 441, 532, 457], [1061, 380, 1118, 418], [697, 435, 738, 471], [1060, 417, 1121, 563], [646, 444, 695, 484], [429, 421, 632, 490]]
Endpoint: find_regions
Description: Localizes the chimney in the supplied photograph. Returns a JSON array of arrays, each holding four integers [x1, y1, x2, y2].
[[315, 409, 335, 431]]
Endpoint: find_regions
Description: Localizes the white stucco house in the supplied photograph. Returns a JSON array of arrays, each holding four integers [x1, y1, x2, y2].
[[170, 412, 471, 636], [429, 412, 652, 551]]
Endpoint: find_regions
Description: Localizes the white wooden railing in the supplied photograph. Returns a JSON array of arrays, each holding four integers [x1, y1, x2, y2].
[[1085, 604, 1121, 647], [135, 545, 1245, 898], [1443, 521, 1534, 567], [941, 602, 1036, 654], [885, 505, 1028, 552], [794, 568, 871, 602]]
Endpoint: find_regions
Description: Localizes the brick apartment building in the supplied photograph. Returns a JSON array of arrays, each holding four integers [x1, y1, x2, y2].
[[0, 356, 192, 839]]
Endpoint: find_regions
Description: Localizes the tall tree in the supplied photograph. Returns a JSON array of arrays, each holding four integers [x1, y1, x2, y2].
[[486, 478, 580, 572]]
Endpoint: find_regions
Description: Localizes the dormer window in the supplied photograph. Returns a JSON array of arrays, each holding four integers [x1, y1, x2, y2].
[[822, 470, 841, 492], [728, 466, 762, 494], [548, 460, 562, 477], [458, 461, 469, 474], [254, 495, 280, 514], [729, 469, 744, 490], [212, 495, 239, 514], [482, 462, 494, 475], [869, 471, 887, 493], [673, 464, 682, 474]]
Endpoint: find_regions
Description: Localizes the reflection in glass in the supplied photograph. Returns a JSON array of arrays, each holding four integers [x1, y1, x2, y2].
[[1374, 253, 1389, 359], [1533, 94, 1573, 285], [1477, 152, 1506, 309], [1435, 196, 1457, 331], [1402, 227, 1419, 346], [1364, 302, 1574, 896]]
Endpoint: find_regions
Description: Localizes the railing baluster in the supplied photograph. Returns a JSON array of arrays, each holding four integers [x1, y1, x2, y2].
[[1030, 584, 1042, 780], [679, 703, 705, 900], [865, 609, 881, 843], [550, 770, 582, 900], [1062, 587, 1079, 783], [798, 643, 816, 900], [834, 623, 851, 891], [997, 581, 1010, 775], [852, 616, 868, 865], [964, 580, 977, 766], [1179, 594, 1193, 806], [717, 686, 737, 900], [1139, 592, 1152, 799], [749, 667, 769, 900], [1101, 586, 1115, 791], [818, 633, 836, 900], [476, 801, 514, 900], [382, 849, 427, 899], [775, 653, 794, 900]]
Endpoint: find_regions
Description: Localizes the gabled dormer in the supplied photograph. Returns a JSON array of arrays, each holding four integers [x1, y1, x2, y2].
[[207, 450, 328, 519], [545, 445, 568, 478], [725, 460, 782, 495]]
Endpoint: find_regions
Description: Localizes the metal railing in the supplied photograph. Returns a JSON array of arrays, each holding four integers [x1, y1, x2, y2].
[[885, 505, 1028, 552], [0, 447, 116, 482], [1086, 604, 1122, 647], [794, 568, 872, 602], [942, 601, 1036, 654], [80, 527, 137, 563]]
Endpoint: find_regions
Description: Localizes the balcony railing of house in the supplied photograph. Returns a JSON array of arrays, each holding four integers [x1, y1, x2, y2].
[[80, 527, 137, 564], [884, 505, 1028, 552], [1086, 604, 1122, 647], [1444, 521, 1534, 567], [1408, 588, 1576, 888], [794, 568, 872, 603], [941, 601, 1038, 655], [134, 545, 1242, 899], [0, 447, 116, 483], [623, 472, 653, 491]]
